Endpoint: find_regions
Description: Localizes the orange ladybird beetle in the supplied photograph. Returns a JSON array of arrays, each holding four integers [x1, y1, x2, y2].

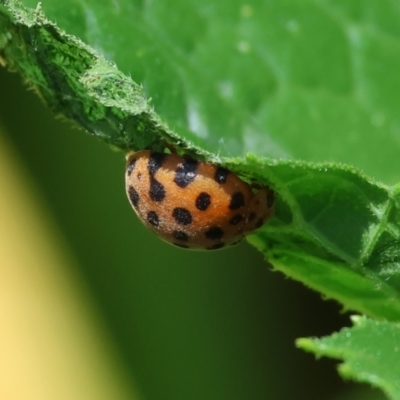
[[125, 151, 274, 250]]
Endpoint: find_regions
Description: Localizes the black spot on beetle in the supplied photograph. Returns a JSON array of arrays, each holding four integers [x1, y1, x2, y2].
[[248, 212, 256, 221], [149, 179, 165, 202], [172, 208, 193, 225], [214, 167, 229, 184], [207, 243, 225, 250], [205, 227, 224, 240], [229, 192, 245, 210], [128, 186, 139, 207], [196, 192, 211, 211], [148, 152, 167, 175], [126, 158, 137, 176], [229, 214, 243, 225], [147, 211, 159, 226], [173, 230, 189, 241], [174, 158, 198, 188], [255, 218, 264, 228]]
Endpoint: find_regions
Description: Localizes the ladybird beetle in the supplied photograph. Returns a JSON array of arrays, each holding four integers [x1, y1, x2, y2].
[[125, 150, 274, 250]]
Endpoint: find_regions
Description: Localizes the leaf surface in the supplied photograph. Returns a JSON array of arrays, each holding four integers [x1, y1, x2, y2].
[[298, 316, 400, 400]]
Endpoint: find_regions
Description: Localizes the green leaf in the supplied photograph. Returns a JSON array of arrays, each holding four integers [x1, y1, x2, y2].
[[0, 0, 170, 152], [2, 0, 400, 322], [245, 156, 400, 321], [7, 0, 400, 183], [2, 0, 400, 179], [297, 316, 400, 400]]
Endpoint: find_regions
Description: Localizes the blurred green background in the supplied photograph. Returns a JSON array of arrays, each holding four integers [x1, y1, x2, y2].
[[0, 67, 385, 399]]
